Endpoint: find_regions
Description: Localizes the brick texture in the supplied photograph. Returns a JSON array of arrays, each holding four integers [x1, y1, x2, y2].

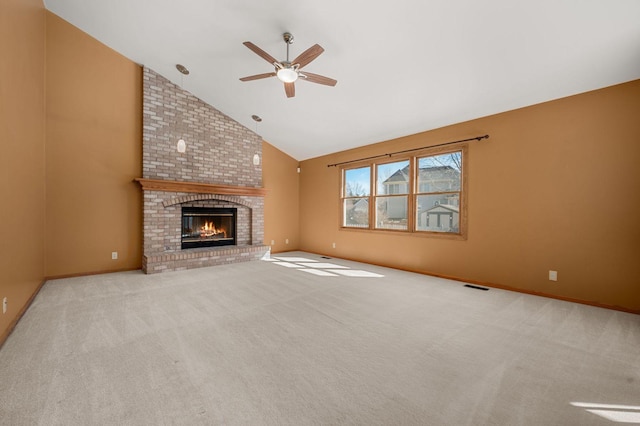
[[141, 67, 266, 273], [143, 68, 262, 186]]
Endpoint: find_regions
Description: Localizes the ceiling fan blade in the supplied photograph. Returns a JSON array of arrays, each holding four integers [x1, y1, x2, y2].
[[239, 72, 277, 82], [284, 82, 295, 98], [292, 44, 324, 69], [301, 72, 337, 87], [243, 41, 279, 65]]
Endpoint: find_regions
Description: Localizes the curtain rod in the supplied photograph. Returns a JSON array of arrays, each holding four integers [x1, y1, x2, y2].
[[326, 134, 489, 168]]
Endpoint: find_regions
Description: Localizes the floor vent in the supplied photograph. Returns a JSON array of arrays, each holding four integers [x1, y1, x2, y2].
[[464, 284, 489, 291]]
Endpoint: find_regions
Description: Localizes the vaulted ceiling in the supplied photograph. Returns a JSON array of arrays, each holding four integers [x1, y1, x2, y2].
[[43, 0, 640, 160]]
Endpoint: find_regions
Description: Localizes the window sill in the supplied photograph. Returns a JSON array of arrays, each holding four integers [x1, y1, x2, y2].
[[339, 226, 467, 240]]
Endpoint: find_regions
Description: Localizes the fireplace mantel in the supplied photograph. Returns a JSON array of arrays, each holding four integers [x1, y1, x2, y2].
[[135, 178, 267, 197]]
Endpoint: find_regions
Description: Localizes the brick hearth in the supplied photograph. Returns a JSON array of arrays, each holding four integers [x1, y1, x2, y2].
[[142, 245, 269, 274]]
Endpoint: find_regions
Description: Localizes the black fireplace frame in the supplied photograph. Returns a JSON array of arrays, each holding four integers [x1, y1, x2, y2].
[[181, 207, 237, 249]]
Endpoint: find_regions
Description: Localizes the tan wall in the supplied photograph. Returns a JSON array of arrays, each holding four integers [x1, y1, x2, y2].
[[45, 12, 142, 277], [262, 142, 300, 253], [0, 0, 46, 340], [299, 80, 640, 312]]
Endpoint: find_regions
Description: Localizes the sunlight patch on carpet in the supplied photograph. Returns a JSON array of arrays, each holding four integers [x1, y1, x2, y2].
[[273, 257, 317, 262], [571, 402, 640, 423], [271, 262, 303, 268], [330, 270, 384, 278], [296, 262, 348, 269], [264, 256, 384, 278], [299, 269, 339, 276]]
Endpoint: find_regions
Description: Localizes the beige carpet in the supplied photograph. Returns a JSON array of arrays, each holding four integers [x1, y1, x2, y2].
[[1, 252, 639, 425]]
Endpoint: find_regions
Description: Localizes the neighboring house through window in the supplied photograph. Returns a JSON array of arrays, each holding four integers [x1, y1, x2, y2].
[[376, 160, 409, 230]]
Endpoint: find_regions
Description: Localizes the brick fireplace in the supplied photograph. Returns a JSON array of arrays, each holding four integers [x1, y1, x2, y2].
[[137, 67, 269, 273]]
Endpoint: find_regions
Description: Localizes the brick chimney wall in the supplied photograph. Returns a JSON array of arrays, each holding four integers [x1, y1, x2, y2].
[[140, 67, 267, 273], [143, 67, 262, 186]]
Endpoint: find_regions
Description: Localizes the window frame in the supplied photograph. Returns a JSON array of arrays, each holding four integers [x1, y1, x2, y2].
[[374, 159, 411, 231], [341, 165, 372, 229], [339, 144, 468, 240]]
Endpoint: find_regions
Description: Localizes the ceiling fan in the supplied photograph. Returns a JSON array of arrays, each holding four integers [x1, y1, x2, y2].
[[240, 32, 337, 98]]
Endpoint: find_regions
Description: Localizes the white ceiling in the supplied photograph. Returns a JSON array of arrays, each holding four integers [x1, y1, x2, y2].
[[43, 0, 640, 161]]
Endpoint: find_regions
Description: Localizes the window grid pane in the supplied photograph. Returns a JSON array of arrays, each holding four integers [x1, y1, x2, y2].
[[415, 193, 460, 233], [375, 195, 408, 230], [344, 167, 370, 197], [343, 198, 369, 228], [417, 152, 462, 194], [376, 160, 410, 195]]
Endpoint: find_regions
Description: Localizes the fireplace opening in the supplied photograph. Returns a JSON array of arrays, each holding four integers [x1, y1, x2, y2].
[[181, 207, 236, 249]]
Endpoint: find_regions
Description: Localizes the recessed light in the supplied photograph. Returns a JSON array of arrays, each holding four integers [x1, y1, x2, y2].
[[176, 64, 189, 75]]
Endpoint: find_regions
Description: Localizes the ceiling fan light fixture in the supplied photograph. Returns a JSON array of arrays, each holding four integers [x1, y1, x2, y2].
[[276, 67, 298, 83], [240, 33, 336, 97]]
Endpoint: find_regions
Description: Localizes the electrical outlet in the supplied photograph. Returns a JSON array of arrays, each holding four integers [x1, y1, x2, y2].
[[549, 270, 558, 281], [271, 240, 275, 246], [285, 239, 289, 244], [332, 242, 336, 249], [2, 297, 7, 314], [111, 251, 118, 260]]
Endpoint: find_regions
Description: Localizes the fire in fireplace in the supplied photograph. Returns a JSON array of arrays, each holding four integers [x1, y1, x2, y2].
[[181, 207, 237, 249]]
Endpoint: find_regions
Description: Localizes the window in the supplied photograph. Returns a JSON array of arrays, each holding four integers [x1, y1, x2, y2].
[[376, 160, 409, 230], [415, 151, 462, 233], [342, 166, 371, 228], [340, 146, 466, 238]]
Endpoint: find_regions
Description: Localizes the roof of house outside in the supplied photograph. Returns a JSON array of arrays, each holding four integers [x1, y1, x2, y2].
[[425, 204, 460, 213], [383, 165, 460, 184]]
